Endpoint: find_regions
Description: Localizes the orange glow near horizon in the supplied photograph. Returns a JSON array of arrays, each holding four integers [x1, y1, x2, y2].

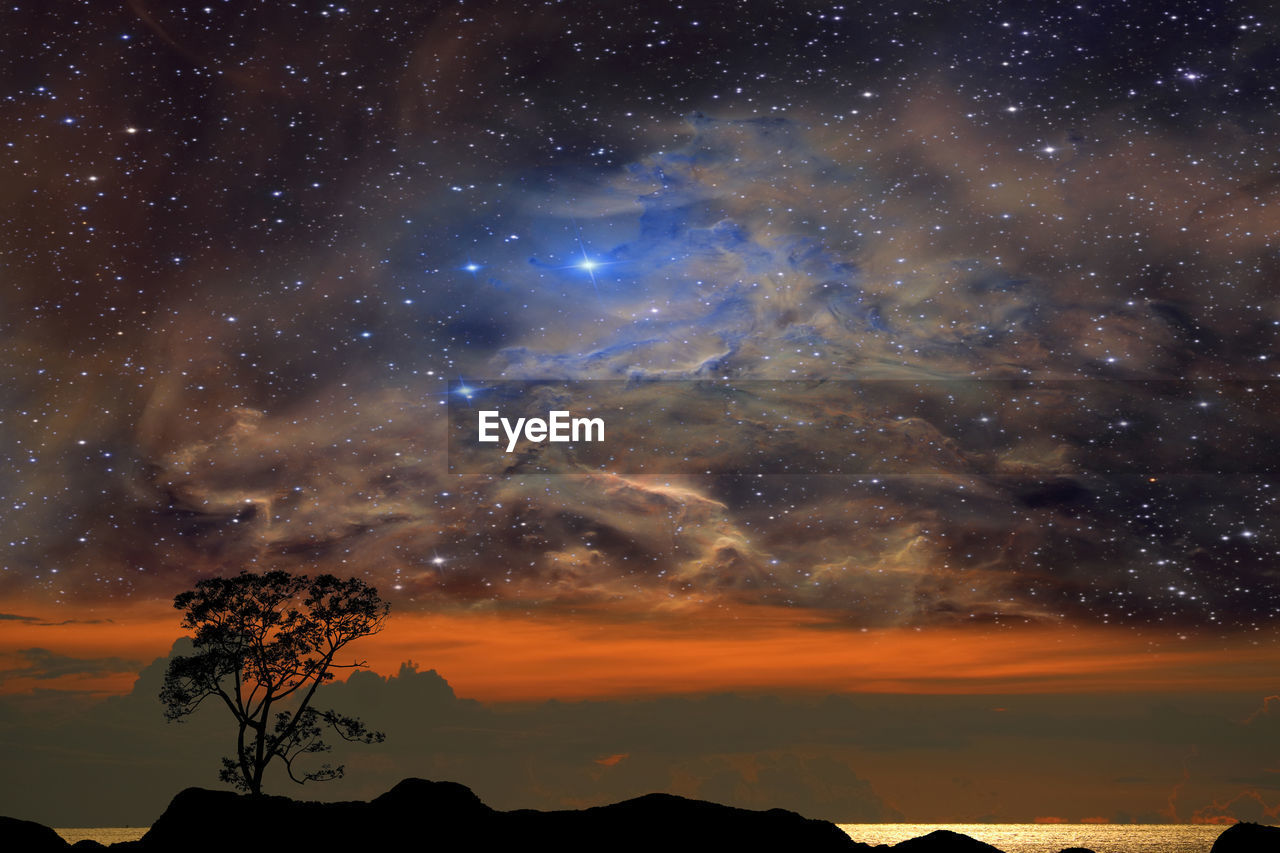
[[0, 599, 1272, 701]]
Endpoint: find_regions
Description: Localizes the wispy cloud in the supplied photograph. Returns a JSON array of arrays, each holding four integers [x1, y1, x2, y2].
[[0, 613, 114, 626], [0, 648, 141, 681]]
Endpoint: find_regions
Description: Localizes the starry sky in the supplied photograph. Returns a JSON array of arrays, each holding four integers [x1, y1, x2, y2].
[[3, 0, 1280, 827]]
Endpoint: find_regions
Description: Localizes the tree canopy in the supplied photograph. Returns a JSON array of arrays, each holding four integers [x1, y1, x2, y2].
[[160, 570, 390, 795]]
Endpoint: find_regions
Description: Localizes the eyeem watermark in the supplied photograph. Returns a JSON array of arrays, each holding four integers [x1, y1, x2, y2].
[[478, 410, 605, 452], [448, 378, 1277, 476]]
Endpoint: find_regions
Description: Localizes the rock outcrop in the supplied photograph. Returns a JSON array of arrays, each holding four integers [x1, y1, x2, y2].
[[0, 816, 69, 852], [892, 829, 1003, 852], [1209, 821, 1280, 853]]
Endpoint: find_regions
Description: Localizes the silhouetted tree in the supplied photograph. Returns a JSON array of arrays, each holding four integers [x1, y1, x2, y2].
[[160, 570, 390, 795]]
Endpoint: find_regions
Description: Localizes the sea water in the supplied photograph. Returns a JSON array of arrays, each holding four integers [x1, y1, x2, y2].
[[55, 828, 148, 845], [841, 823, 1228, 852]]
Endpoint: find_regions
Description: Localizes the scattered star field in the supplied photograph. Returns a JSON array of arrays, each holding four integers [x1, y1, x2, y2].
[[5, 0, 1280, 643]]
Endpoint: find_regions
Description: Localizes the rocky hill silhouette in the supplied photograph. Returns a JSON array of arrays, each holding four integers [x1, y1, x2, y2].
[[4, 778, 1268, 853]]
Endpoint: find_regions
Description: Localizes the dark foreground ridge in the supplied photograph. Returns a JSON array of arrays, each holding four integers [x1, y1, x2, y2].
[[1210, 821, 1280, 852], [3, 779, 1271, 853]]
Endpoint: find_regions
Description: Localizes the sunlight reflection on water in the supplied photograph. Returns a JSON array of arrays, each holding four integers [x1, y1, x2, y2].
[[55, 828, 148, 845], [840, 823, 1229, 853]]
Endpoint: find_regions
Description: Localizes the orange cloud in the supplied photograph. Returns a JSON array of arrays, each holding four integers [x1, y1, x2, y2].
[[1192, 790, 1280, 825], [2, 598, 1276, 701]]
